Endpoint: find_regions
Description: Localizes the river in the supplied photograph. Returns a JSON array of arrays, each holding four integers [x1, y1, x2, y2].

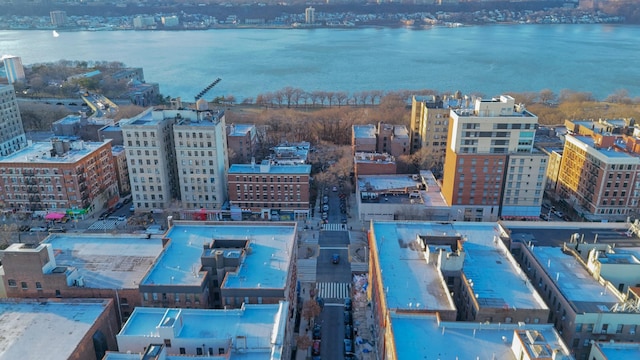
[[1, 24, 639, 101]]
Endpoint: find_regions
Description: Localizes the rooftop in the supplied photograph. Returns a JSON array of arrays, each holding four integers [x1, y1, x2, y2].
[[390, 313, 571, 360], [530, 246, 622, 312], [353, 124, 376, 139], [371, 221, 547, 311], [354, 152, 395, 164], [142, 222, 296, 289], [0, 140, 108, 164], [229, 163, 311, 175], [572, 135, 639, 160], [116, 302, 288, 359], [370, 221, 456, 312], [358, 173, 449, 208], [0, 298, 112, 360], [227, 123, 255, 137], [37, 234, 163, 288], [591, 341, 640, 360]]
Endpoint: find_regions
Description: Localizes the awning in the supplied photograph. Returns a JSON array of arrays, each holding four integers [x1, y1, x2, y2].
[[45, 212, 66, 220]]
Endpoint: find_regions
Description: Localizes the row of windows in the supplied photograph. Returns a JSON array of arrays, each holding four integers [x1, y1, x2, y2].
[[126, 131, 157, 138], [233, 202, 307, 208], [7, 279, 42, 290], [233, 176, 303, 183]]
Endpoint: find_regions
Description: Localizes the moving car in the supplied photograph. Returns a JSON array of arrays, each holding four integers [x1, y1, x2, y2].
[[332, 253, 340, 264]]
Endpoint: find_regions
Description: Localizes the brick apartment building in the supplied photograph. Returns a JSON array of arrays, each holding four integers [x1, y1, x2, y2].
[[228, 160, 311, 220], [0, 138, 118, 215]]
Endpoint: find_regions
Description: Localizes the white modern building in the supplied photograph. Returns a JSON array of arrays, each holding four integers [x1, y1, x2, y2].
[[1, 55, 25, 84], [0, 84, 27, 156]]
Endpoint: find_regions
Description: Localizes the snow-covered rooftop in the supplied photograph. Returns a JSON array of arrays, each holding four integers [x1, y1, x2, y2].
[[371, 221, 547, 311], [42, 234, 163, 289], [0, 140, 109, 164], [390, 313, 571, 360], [0, 299, 112, 360], [530, 246, 622, 312], [115, 302, 288, 359], [141, 222, 296, 289]]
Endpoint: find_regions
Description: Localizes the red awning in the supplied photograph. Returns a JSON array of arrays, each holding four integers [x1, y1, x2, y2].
[[45, 212, 66, 220]]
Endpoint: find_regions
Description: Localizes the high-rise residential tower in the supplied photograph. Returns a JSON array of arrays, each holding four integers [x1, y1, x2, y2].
[[1, 56, 25, 84], [0, 84, 28, 156], [442, 95, 547, 221]]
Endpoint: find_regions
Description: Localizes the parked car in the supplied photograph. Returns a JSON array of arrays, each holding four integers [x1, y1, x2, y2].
[[312, 340, 321, 356], [312, 324, 322, 340], [29, 227, 47, 232], [322, 204, 329, 212], [48, 227, 66, 233], [343, 311, 352, 325], [555, 211, 564, 218], [332, 186, 338, 192], [129, 205, 135, 212], [332, 253, 340, 264], [117, 215, 127, 221], [344, 297, 352, 311], [345, 324, 353, 339], [316, 297, 324, 309], [344, 339, 353, 355]]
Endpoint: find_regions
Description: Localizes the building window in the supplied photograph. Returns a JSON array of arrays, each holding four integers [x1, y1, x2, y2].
[[7, 279, 16, 287], [21, 282, 28, 290], [179, 348, 186, 355], [36, 282, 42, 290], [164, 339, 171, 348]]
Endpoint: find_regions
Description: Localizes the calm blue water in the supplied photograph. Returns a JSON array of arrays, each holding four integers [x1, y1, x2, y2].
[[1, 25, 638, 101]]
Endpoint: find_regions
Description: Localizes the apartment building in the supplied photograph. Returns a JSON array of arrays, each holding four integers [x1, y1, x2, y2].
[[121, 106, 229, 213], [173, 108, 228, 211], [0, 234, 164, 324], [354, 152, 396, 179], [0, 138, 117, 214], [138, 221, 297, 312], [516, 243, 640, 359], [441, 95, 547, 221], [0, 299, 118, 360], [389, 313, 571, 360], [226, 123, 257, 164], [556, 133, 640, 222], [120, 108, 178, 212], [367, 221, 551, 358], [0, 84, 28, 156], [1, 55, 25, 84], [228, 160, 311, 220], [352, 122, 409, 158], [112, 145, 130, 195], [108, 302, 290, 360], [409, 95, 468, 169]]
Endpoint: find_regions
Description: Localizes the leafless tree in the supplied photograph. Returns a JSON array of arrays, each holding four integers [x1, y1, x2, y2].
[[539, 89, 556, 104]]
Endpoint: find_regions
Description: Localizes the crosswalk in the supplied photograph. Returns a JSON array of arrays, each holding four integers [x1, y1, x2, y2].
[[87, 219, 119, 231], [322, 223, 348, 231], [316, 282, 351, 299]]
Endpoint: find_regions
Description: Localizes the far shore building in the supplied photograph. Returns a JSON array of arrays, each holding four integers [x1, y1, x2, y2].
[[0, 138, 118, 216], [368, 221, 550, 357], [106, 302, 291, 360], [0, 298, 118, 360], [0, 234, 164, 325], [228, 161, 311, 220], [356, 171, 450, 221]]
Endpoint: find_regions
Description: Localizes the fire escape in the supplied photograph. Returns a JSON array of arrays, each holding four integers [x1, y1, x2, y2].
[[24, 169, 42, 211]]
